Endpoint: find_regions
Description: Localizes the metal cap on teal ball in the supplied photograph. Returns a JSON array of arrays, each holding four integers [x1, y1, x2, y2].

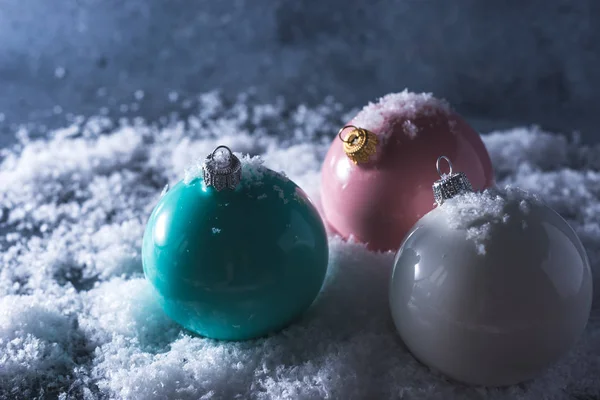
[[142, 145, 329, 341]]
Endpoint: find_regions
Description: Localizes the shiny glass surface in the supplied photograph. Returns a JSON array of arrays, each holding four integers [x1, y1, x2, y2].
[[390, 203, 593, 386], [143, 173, 328, 341], [321, 111, 495, 252]]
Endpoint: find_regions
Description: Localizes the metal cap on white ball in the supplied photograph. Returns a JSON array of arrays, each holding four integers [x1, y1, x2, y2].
[[202, 145, 242, 191], [432, 156, 473, 206]]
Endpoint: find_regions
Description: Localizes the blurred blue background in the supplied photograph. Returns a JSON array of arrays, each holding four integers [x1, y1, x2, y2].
[[0, 0, 598, 146]]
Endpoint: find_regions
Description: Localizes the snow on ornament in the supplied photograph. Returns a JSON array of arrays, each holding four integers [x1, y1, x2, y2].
[[389, 156, 593, 386], [320, 90, 495, 252], [142, 145, 329, 341]]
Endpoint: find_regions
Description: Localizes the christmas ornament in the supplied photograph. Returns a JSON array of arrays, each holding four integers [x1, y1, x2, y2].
[[321, 91, 494, 252], [390, 156, 593, 386], [142, 145, 329, 341]]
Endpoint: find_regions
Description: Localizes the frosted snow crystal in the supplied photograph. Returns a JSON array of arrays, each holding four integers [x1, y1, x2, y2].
[[439, 187, 541, 255], [168, 91, 179, 103], [401, 120, 419, 139], [272, 185, 289, 204], [351, 90, 451, 139], [238, 155, 267, 186], [54, 67, 67, 79], [0, 92, 598, 399]]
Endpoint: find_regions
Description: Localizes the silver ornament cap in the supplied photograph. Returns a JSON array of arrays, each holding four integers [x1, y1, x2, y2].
[[202, 145, 242, 191], [432, 156, 473, 206]]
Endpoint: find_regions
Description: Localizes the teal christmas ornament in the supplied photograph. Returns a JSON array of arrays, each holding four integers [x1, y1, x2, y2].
[[142, 145, 329, 341]]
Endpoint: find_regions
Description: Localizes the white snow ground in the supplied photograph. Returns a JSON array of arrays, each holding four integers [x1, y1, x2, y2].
[[0, 92, 598, 399]]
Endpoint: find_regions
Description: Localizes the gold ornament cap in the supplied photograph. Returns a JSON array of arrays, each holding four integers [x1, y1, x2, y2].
[[338, 125, 379, 165], [432, 156, 473, 206]]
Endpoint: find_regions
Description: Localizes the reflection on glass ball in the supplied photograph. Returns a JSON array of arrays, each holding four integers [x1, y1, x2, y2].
[[143, 166, 329, 341], [321, 92, 494, 252], [390, 189, 592, 386]]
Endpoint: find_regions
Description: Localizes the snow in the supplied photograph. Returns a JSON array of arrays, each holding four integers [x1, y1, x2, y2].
[[351, 90, 451, 140], [401, 120, 419, 139], [439, 187, 541, 255], [0, 92, 599, 399]]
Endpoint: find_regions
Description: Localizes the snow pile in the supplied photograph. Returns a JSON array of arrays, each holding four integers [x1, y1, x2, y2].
[[439, 187, 542, 255], [0, 92, 598, 399], [351, 90, 451, 139]]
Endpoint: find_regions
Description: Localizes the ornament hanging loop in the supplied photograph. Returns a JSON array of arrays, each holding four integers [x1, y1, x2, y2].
[[337, 125, 379, 165], [338, 125, 360, 143], [432, 155, 473, 206], [436, 156, 453, 177], [211, 145, 234, 160], [202, 145, 242, 191]]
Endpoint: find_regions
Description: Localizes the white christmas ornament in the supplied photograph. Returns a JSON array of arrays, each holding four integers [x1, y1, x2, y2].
[[390, 157, 593, 387]]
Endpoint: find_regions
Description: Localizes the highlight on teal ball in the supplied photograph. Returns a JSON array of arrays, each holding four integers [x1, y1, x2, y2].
[[142, 145, 329, 341]]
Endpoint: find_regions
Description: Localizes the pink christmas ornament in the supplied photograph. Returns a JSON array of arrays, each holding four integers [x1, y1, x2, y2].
[[320, 91, 495, 252]]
